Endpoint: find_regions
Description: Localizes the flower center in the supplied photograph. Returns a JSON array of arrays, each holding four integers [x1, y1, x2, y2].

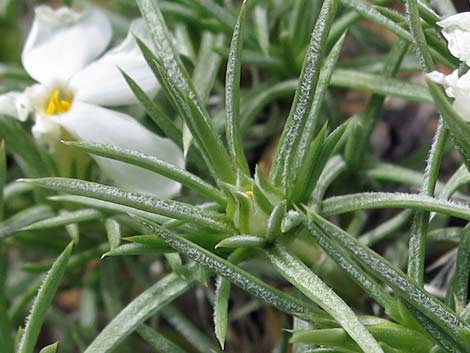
[[44, 88, 73, 115]]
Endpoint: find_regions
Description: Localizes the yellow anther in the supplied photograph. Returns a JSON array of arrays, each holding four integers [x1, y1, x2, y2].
[[45, 89, 72, 115], [60, 100, 71, 111], [246, 191, 254, 199]]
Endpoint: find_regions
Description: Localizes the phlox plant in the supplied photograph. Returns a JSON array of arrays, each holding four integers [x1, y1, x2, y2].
[[0, 0, 470, 353]]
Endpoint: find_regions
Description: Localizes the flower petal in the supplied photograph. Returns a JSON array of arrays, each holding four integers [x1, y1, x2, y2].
[[452, 93, 470, 122], [438, 12, 470, 65], [56, 102, 184, 197], [427, 69, 459, 97], [0, 92, 31, 121], [70, 19, 158, 106], [31, 114, 63, 149], [431, 70, 470, 122], [22, 5, 112, 84]]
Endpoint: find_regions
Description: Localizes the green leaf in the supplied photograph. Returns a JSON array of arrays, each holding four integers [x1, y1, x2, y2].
[[446, 226, 470, 313], [359, 210, 413, 247], [138, 222, 331, 323], [158, 1, 200, 22], [291, 328, 357, 351], [241, 79, 297, 131], [253, 5, 270, 56], [103, 243, 171, 257], [241, 70, 429, 135], [290, 125, 327, 200], [99, 263, 123, 331], [225, 0, 249, 174], [188, 0, 236, 34], [214, 276, 230, 349], [18, 242, 73, 353], [23, 178, 233, 233], [427, 80, 470, 172], [289, 34, 346, 201], [49, 195, 171, 225], [137, 0, 198, 100], [291, 322, 433, 353], [84, 266, 198, 353], [185, 31, 224, 158], [22, 209, 102, 231], [428, 227, 463, 243], [402, 0, 441, 24], [426, 0, 455, 16], [63, 141, 226, 205], [148, 54, 235, 183], [125, 231, 227, 252], [0, 63, 30, 81], [292, 122, 348, 203], [0, 205, 53, 238], [136, 0, 235, 184], [307, 212, 470, 351], [320, 192, 470, 220], [292, 317, 314, 353], [364, 162, 445, 189], [120, 70, 182, 147], [193, 32, 225, 103], [162, 305, 223, 353], [216, 234, 265, 249], [306, 220, 400, 321], [104, 218, 121, 250], [404, 0, 433, 71], [438, 165, 470, 201], [462, 304, 470, 324], [287, 0, 321, 55], [329, 9, 363, 49], [330, 69, 431, 103], [252, 183, 274, 214], [404, 304, 463, 353], [174, 23, 196, 62], [407, 121, 448, 286], [79, 285, 98, 333], [266, 200, 287, 243], [165, 253, 184, 276], [345, 39, 409, 169], [340, 0, 413, 42], [182, 87, 236, 184], [0, 117, 55, 179], [311, 155, 346, 210], [4, 181, 32, 201], [372, 4, 455, 68], [138, 324, 189, 353], [267, 243, 384, 353], [271, 0, 338, 188], [38, 342, 59, 353], [214, 47, 285, 72], [9, 276, 42, 324]]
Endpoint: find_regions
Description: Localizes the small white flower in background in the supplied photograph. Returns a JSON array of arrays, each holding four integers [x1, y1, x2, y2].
[[437, 12, 470, 66], [428, 12, 470, 122], [0, 5, 184, 198], [427, 69, 470, 120]]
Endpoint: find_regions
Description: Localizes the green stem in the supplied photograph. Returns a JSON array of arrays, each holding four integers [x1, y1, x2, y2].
[[408, 121, 448, 286], [404, 0, 433, 72]]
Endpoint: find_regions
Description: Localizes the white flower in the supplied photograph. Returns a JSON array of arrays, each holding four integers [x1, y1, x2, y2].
[[428, 69, 470, 121], [426, 12, 470, 122], [0, 5, 184, 198], [438, 12, 470, 65]]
